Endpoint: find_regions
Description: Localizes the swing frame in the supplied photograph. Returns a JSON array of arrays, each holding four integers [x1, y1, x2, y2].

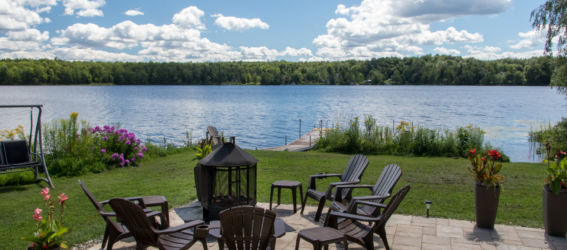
[[0, 105, 53, 187]]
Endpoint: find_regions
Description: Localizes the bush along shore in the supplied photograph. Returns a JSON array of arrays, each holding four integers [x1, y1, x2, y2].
[[314, 116, 509, 161]]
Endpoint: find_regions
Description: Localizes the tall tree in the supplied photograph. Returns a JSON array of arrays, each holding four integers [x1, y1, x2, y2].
[[532, 0, 567, 92]]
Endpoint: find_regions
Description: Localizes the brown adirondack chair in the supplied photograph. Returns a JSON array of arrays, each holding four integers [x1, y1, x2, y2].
[[109, 198, 206, 250], [219, 206, 277, 250], [328, 164, 402, 217], [324, 185, 411, 250], [79, 180, 166, 250], [301, 154, 369, 221]]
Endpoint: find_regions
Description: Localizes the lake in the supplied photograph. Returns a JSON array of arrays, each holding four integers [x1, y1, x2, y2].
[[0, 85, 565, 162]]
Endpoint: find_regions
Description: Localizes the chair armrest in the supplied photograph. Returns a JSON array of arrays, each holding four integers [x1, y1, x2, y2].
[[308, 173, 342, 190], [328, 211, 381, 222], [154, 220, 205, 234], [101, 196, 144, 206], [353, 200, 387, 208], [335, 184, 373, 198], [327, 180, 360, 199], [351, 194, 390, 202]]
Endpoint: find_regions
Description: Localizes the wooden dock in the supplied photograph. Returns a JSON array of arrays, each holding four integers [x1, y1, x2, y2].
[[264, 128, 329, 152]]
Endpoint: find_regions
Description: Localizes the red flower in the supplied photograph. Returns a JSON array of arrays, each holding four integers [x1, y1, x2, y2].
[[481, 157, 486, 162], [488, 149, 501, 160], [469, 148, 476, 155]]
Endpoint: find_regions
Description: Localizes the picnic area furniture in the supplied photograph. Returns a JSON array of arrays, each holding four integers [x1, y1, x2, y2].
[[109, 198, 207, 250], [207, 126, 221, 148], [79, 180, 168, 249], [328, 164, 402, 218], [301, 154, 369, 221], [214, 205, 278, 250], [0, 105, 53, 187], [269, 180, 303, 213], [295, 227, 348, 250], [324, 185, 411, 250]]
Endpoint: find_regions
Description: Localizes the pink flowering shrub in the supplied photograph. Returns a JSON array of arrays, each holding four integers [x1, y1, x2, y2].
[[91, 125, 146, 167]]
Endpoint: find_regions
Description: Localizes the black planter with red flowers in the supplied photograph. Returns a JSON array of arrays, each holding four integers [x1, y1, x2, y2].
[[468, 148, 504, 229]]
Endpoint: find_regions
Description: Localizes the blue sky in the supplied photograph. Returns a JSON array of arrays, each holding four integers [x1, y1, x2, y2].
[[0, 0, 549, 62]]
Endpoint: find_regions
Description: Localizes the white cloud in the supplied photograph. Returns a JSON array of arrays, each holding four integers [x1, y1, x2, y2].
[[172, 6, 205, 30], [464, 45, 543, 60], [212, 14, 269, 31], [62, 0, 105, 17], [0, 0, 54, 30], [312, 0, 507, 60], [280, 47, 312, 57], [53, 47, 142, 61], [510, 30, 545, 50], [125, 9, 144, 16], [434, 47, 461, 55]]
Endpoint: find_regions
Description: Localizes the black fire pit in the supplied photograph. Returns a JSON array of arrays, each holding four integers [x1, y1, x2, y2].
[[194, 137, 257, 221]]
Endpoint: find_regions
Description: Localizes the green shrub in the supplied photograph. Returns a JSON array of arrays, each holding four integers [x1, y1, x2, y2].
[[315, 115, 508, 160], [529, 118, 567, 159]]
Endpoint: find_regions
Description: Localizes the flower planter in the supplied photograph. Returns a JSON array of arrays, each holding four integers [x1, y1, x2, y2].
[[475, 183, 500, 229], [543, 185, 567, 237]]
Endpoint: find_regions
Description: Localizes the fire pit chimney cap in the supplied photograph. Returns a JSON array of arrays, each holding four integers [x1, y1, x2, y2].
[[198, 139, 258, 167]]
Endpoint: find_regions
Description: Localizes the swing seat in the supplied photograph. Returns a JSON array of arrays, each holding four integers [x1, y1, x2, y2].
[[0, 104, 53, 187], [0, 140, 40, 171]]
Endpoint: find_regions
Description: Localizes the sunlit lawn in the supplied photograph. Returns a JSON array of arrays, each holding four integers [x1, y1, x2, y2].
[[0, 150, 545, 249]]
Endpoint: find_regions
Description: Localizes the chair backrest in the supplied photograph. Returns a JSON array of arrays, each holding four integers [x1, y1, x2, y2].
[[2, 140, 30, 164], [0, 141, 5, 165], [219, 205, 276, 250], [79, 180, 124, 232], [207, 126, 221, 146], [372, 164, 402, 200], [109, 198, 158, 246], [374, 185, 411, 229], [339, 155, 369, 198]]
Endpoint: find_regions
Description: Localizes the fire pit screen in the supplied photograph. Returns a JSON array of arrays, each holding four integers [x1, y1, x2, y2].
[[194, 137, 257, 221]]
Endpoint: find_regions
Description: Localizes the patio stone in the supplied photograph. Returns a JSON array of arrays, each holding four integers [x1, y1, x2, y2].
[[79, 201, 560, 250]]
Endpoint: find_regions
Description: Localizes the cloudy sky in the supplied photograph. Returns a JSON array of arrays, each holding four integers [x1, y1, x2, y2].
[[0, 0, 548, 62]]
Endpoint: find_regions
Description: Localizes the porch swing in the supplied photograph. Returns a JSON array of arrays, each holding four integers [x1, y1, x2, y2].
[[0, 105, 53, 187]]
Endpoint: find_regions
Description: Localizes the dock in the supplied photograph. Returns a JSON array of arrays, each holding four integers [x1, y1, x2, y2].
[[264, 128, 329, 152]]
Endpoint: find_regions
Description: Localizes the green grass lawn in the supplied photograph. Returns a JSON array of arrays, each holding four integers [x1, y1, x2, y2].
[[0, 150, 546, 249]]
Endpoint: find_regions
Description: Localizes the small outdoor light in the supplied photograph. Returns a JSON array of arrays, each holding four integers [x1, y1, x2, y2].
[[425, 200, 432, 218]]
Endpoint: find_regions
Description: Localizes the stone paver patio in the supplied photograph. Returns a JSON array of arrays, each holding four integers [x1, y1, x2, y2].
[[84, 202, 567, 250]]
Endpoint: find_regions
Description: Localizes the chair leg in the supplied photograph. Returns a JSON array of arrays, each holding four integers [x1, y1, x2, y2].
[[314, 196, 326, 222], [377, 225, 389, 250], [301, 192, 308, 215], [363, 234, 375, 250], [292, 187, 297, 213], [295, 235, 301, 250], [269, 185, 274, 210], [277, 187, 281, 205], [198, 238, 208, 250], [102, 224, 110, 249]]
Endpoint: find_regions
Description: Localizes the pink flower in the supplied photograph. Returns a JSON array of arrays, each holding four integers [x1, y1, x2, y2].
[[103, 136, 108, 141], [41, 187, 50, 200], [131, 157, 136, 162], [124, 159, 130, 165], [111, 153, 119, 159], [58, 193, 68, 205], [137, 152, 144, 158], [33, 208, 42, 221], [100, 148, 106, 154], [142, 145, 147, 152], [125, 140, 131, 145]]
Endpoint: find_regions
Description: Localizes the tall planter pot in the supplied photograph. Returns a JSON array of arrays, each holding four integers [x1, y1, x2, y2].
[[543, 185, 567, 237], [474, 183, 500, 229]]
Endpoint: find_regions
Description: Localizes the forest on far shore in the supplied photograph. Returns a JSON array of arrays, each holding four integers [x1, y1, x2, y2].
[[0, 55, 553, 86]]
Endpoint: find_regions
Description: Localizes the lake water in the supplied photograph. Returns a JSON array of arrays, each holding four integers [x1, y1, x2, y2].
[[0, 85, 565, 162]]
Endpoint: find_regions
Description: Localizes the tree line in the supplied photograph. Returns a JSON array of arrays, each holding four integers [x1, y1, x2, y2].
[[0, 55, 553, 85]]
